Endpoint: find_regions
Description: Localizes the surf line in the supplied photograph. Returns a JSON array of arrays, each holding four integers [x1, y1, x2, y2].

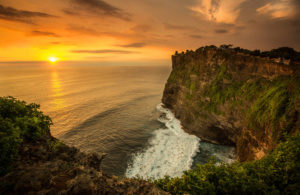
[[126, 103, 201, 179]]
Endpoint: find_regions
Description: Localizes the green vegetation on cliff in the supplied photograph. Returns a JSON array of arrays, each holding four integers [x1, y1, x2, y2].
[[168, 54, 299, 138], [155, 133, 300, 194], [246, 75, 297, 135], [204, 64, 299, 138], [0, 96, 52, 176]]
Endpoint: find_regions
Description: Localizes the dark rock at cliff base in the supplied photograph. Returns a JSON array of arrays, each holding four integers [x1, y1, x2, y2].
[[0, 134, 167, 195], [162, 46, 299, 161]]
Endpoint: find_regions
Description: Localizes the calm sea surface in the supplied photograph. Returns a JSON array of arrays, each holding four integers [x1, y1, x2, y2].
[[0, 63, 236, 178]]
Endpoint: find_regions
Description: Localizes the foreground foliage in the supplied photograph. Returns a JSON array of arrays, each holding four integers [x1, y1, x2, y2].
[[0, 96, 52, 176], [154, 133, 300, 194]]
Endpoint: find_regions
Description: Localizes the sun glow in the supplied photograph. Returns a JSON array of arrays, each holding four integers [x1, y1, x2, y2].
[[48, 57, 58, 63]]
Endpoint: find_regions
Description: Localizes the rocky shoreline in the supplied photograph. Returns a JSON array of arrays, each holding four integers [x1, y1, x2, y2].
[[0, 133, 167, 195]]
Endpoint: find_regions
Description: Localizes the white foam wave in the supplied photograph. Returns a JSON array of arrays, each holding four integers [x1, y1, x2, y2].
[[212, 147, 237, 165], [125, 103, 201, 179]]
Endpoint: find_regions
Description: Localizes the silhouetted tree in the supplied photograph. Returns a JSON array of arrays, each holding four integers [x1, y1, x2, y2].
[[271, 47, 296, 62], [220, 44, 233, 49], [233, 47, 242, 52], [252, 49, 261, 56], [207, 45, 217, 49]]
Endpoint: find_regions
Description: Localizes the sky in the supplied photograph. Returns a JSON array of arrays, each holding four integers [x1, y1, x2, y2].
[[0, 0, 299, 62]]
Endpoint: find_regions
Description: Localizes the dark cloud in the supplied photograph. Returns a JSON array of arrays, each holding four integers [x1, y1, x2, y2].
[[66, 25, 129, 39], [30, 30, 60, 37], [69, 0, 130, 21], [235, 25, 245, 31], [164, 23, 198, 31], [248, 19, 256, 23], [165, 35, 175, 38], [71, 49, 138, 54], [49, 41, 77, 46], [85, 56, 115, 59], [63, 9, 79, 16], [214, 29, 228, 34], [0, 4, 56, 24], [50, 42, 61, 44], [117, 43, 146, 48], [209, 0, 220, 20], [164, 23, 185, 30], [190, 35, 203, 39], [130, 25, 152, 33], [292, 0, 300, 21], [66, 25, 102, 36]]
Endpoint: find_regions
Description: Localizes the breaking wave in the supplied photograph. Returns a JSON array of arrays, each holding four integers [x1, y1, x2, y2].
[[125, 104, 200, 179]]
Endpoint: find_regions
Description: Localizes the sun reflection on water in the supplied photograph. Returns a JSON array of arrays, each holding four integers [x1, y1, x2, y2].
[[51, 71, 65, 110]]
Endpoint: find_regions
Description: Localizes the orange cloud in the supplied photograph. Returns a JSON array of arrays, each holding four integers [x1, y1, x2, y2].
[[191, 0, 246, 24], [130, 25, 152, 33], [71, 49, 139, 54], [29, 30, 60, 37], [257, 0, 296, 19], [117, 43, 146, 48]]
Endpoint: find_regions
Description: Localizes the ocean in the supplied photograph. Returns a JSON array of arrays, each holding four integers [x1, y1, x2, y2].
[[0, 63, 236, 179]]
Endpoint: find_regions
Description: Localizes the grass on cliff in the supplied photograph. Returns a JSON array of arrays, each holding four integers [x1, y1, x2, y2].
[[194, 63, 242, 115], [154, 133, 300, 194], [0, 96, 53, 176], [245, 72, 300, 139], [247, 77, 289, 133], [186, 61, 299, 138], [167, 58, 299, 135]]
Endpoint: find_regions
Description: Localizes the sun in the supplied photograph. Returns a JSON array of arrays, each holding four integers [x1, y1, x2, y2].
[[48, 57, 58, 63]]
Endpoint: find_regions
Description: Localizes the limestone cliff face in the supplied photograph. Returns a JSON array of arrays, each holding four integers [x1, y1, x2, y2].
[[162, 46, 299, 161]]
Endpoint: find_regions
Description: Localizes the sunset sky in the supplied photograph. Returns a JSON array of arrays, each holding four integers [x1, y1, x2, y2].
[[0, 0, 299, 62]]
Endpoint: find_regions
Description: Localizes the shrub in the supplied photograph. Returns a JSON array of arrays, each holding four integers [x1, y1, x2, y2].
[[0, 96, 52, 176], [154, 133, 300, 194]]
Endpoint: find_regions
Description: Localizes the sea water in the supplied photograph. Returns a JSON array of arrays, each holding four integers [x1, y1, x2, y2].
[[0, 63, 236, 179]]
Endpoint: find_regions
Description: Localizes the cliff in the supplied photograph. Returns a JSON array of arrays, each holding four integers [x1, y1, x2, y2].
[[162, 46, 299, 161]]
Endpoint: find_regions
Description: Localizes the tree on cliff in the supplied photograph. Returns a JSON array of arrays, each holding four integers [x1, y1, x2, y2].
[[251, 49, 261, 56], [220, 44, 233, 49], [270, 47, 297, 63]]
